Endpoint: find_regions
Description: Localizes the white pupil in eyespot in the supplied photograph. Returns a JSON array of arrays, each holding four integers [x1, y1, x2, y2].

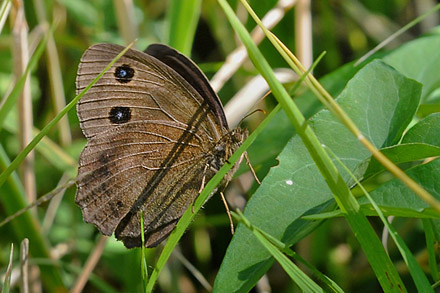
[[119, 69, 127, 77]]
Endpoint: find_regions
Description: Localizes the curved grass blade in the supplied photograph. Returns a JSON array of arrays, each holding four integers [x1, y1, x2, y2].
[[326, 146, 432, 292], [233, 210, 342, 293], [145, 95, 281, 292]]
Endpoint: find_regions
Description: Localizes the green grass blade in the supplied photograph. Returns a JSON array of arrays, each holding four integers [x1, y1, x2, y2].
[[166, 0, 201, 55], [140, 211, 148, 292], [146, 42, 322, 292], [145, 95, 282, 292], [326, 146, 432, 292], [233, 211, 325, 292], [423, 219, 439, 282], [243, 225, 344, 293]]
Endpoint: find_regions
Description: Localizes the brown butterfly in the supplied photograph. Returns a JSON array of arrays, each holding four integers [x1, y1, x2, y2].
[[75, 43, 247, 248]]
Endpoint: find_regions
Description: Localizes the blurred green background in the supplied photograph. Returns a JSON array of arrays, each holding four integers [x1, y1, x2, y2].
[[1, 0, 439, 292]]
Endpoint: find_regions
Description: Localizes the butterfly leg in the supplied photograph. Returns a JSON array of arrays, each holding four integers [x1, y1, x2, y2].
[[245, 151, 261, 185], [220, 191, 235, 235], [198, 163, 210, 194], [192, 164, 210, 213]]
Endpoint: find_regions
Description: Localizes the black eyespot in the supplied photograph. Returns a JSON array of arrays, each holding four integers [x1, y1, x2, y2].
[[117, 201, 124, 208], [109, 106, 131, 124], [114, 64, 134, 83]]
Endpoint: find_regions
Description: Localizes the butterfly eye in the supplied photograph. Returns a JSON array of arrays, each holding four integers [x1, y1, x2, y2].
[[114, 64, 134, 83], [109, 106, 131, 124]]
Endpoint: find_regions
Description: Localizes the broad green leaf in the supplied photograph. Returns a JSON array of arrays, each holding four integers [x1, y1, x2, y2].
[[363, 113, 440, 178], [214, 61, 421, 292], [364, 158, 440, 211], [234, 211, 326, 292], [384, 35, 440, 100], [402, 113, 440, 145]]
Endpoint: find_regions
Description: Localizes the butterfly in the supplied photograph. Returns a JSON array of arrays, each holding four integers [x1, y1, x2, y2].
[[75, 43, 246, 248]]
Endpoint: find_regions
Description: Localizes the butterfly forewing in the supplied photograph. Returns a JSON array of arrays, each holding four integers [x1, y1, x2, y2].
[[76, 44, 228, 247]]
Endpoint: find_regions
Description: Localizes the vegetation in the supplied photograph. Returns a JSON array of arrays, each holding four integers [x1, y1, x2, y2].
[[1, 0, 440, 292]]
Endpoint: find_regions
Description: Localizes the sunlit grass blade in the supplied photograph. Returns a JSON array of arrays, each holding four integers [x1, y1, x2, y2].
[[140, 211, 148, 292], [20, 239, 29, 292], [233, 210, 341, 293], [166, 0, 201, 55], [113, 0, 138, 44], [0, 0, 11, 34], [0, 41, 136, 190], [71, 235, 108, 292], [145, 92, 282, 292], [356, 4, 440, 65], [304, 206, 440, 220]]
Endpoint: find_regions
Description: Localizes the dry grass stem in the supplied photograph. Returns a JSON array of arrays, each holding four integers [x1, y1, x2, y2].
[[225, 68, 296, 128], [33, 0, 72, 146], [295, 0, 312, 69], [20, 238, 29, 293], [71, 235, 108, 293], [11, 0, 36, 206], [113, 0, 138, 44], [173, 249, 212, 292], [210, 0, 296, 92]]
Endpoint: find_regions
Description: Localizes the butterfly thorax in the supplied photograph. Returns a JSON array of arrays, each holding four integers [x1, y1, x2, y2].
[[207, 127, 248, 183]]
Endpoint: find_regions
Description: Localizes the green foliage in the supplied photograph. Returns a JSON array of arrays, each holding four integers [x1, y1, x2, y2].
[[1, 1, 440, 292]]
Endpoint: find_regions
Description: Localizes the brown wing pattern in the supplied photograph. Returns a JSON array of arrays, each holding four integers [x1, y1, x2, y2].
[[76, 44, 226, 247]]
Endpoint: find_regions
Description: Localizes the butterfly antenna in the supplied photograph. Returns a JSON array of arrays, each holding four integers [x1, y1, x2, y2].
[[237, 108, 267, 128]]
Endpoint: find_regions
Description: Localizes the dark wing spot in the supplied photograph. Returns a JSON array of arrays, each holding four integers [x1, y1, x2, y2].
[[114, 64, 134, 83], [109, 106, 131, 124]]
